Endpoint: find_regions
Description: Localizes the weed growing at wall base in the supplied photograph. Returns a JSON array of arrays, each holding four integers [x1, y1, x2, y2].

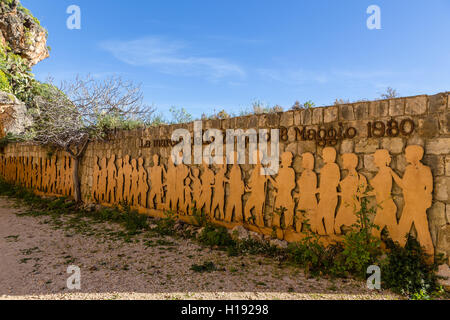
[[381, 236, 444, 299]]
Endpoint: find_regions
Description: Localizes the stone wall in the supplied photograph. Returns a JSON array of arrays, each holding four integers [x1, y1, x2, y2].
[[1, 92, 449, 263]]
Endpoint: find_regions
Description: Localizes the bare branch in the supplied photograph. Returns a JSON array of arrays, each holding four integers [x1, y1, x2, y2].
[[27, 74, 155, 151]]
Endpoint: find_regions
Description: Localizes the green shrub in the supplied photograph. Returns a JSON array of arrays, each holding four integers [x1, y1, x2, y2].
[[154, 210, 177, 236], [0, 70, 11, 92], [333, 230, 380, 278], [96, 112, 145, 132], [198, 224, 235, 247], [190, 261, 217, 273], [121, 203, 148, 233], [382, 236, 441, 298], [235, 238, 280, 256], [190, 208, 209, 227], [91, 202, 148, 234], [287, 234, 342, 277], [332, 197, 381, 278]]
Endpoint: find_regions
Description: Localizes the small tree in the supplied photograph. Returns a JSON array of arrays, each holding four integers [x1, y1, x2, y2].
[[291, 100, 315, 110], [28, 75, 154, 202], [380, 87, 398, 99], [168, 106, 193, 124]]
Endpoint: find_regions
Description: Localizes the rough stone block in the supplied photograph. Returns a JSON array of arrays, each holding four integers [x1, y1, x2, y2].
[[353, 103, 369, 120], [447, 204, 450, 224], [446, 155, 450, 176], [324, 107, 338, 123], [355, 139, 379, 153], [405, 135, 424, 147], [298, 141, 317, 154], [369, 100, 389, 117], [436, 225, 450, 264], [312, 108, 323, 125], [285, 142, 298, 155], [381, 137, 405, 154], [339, 104, 355, 121], [280, 111, 294, 127], [423, 155, 445, 176], [437, 264, 450, 289], [418, 116, 440, 138], [293, 110, 302, 126], [363, 154, 377, 172], [287, 127, 297, 142], [395, 154, 407, 172], [439, 112, 450, 135], [428, 93, 447, 113], [292, 155, 302, 173], [429, 201, 447, 245], [236, 117, 248, 128], [434, 176, 449, 201], [266, 113, 280, 127], [340, 140, 354, 154], [426, 138, 450, 155], [210, 119, 222, 129], [256, 115, 267, 128], [301, 109, 312, 125], [389, 99, 405, 116], [405, 96, 427, 115]]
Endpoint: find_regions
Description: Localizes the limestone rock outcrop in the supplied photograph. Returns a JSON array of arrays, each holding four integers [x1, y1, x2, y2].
[[0, 0, 49, 66], [0, 0, 49, 137], [0, 91, 32, 135]]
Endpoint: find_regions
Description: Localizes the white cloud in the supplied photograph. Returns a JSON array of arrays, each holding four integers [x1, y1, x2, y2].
[[257, 67, 397, 86], [257, 68, 329, 85], [100, 37, 245, 80]]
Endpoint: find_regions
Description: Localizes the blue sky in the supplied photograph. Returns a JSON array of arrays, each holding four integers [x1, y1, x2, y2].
[[23, 0, 450, 119]]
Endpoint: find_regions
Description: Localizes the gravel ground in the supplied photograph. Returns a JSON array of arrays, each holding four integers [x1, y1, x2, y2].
[[0, 196, 402, 300]]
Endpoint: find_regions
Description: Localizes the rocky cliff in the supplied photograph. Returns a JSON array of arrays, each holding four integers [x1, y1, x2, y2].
[[0, 0, 48, 137], [0, 0, 49, 66]]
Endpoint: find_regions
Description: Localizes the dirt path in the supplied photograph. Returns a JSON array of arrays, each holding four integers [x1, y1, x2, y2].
[[0, 196, 401, 300]]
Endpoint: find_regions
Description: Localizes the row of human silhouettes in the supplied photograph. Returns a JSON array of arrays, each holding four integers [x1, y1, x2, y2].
[[89, 145, 433, 256], [0, 145, 434, 256], [0, 155, 73, 197]]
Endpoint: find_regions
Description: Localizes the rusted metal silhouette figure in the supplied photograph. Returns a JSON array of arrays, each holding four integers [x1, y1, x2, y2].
[[211, 157, 227, 221], [369, 149, 399, 241], [63, 156, 73, 196], [137, 158, 149, 208], [335, 153, 367, 234], [390, 145, 434, 256], [244, 150, 268, 227], [98, 157, 108, 202], [49, 156, 57, 194], [225, 152, 245, 223], [175, 153, 190, 212], [130, 158, 140, 206], [36, 158, 43, 190], [148, 154, 165, 209], [122, 155, 132, 204], [116, 157, 124, 204], [106, 154, 117, 204], [164, 156, 177, 211], [182, 176, 193, 215], [270, 152, 296, 229], [92, 156, 100, 202], [198, 159, 214, 216], [190, 167, 202, 210], [56, 157, 63, 194], [294, 152, 319, 233], [316, 147, 340, 235], [31, 160, 39, 190]]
